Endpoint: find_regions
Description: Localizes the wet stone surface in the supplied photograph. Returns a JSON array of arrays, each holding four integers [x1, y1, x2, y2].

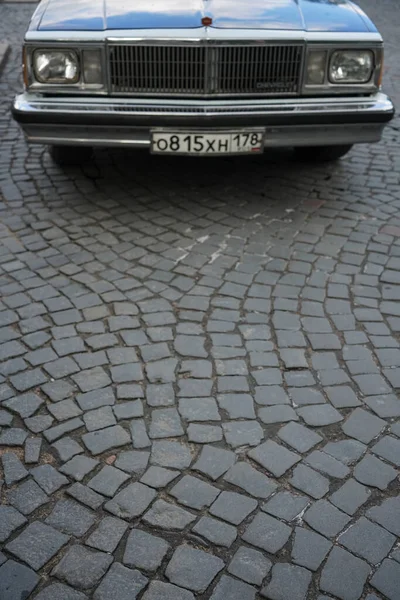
[[0, 0, 400, 598]]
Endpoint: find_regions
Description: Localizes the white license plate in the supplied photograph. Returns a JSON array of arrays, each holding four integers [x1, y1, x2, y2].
[[151, 130, 264, 156]]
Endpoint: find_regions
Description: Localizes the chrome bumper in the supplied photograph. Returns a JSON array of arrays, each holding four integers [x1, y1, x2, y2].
[[12, 92, 394, 148]]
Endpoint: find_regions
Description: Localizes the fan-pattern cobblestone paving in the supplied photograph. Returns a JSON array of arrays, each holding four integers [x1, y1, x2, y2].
[[0, 1, 400, 598]]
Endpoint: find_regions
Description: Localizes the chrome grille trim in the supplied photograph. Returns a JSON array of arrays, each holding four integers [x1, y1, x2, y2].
[[108, 43, 305, 97]]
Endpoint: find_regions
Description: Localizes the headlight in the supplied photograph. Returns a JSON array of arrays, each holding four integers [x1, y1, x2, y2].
[[83, 50, 103, 85], [33, 50, 79, 84], [329, 50, 374, 84], [306, 51, 327, 85]]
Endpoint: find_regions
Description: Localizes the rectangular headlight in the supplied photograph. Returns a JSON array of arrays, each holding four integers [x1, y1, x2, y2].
[[33, 49, 80, 84], [329, 50, 374, 84]]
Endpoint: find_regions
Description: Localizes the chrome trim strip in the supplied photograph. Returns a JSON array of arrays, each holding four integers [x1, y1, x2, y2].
[[14, 91, 394, 118], [25, 29, 383, 43]]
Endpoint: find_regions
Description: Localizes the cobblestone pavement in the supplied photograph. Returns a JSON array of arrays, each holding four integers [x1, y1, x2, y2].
[[1, 1, 400, 599]]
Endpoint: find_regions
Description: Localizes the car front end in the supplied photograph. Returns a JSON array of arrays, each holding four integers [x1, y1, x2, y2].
[[12, 0, 395, 162]]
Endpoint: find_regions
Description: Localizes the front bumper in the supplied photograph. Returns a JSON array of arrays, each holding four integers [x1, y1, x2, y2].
[[12, 92, 394, 148]]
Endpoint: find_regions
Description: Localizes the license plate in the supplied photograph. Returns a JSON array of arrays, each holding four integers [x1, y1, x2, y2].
[[151, 130, 264, 156]]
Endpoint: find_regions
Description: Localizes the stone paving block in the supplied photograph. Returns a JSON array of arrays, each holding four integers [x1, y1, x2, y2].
[[228, 546, 272, 585], [364, 394, 400, 418], [322, 439, 366, 465], [1, 452, 28, 485], [217, 393, 255, 418], [297, 404, 343, 426], [0, 506, 27, 542], [25, 414, 54, 433], [83, 406, 117, 432], [150, 440, 192, 469], [223, 462, 277, 499], [338, 516, 396, 564], [149, 408, 184, 439], [76, 387, 115, 411], [290, 464, 330, 499], [292, 527, 332, 571], [25, 437, 42, 464], [326, 385, 361, 408], [123, 528, 170, 571], [193, 445, 236, 480], [320, 547, 370, 600], [342, 408, 386, 443], [258, 405, 299, 424], [67, 482, 105, 510], [105, 482, 156, 519], [82, 425, 130, 455], [10, 368, 48, 391], [146, 383, 174, 407], [93, 563, 148, 600], [354, 453, 397, 490], [367, 497, 400, 535], [141, 581, 195, 600], [73, 366, 112, 392], [354, 374, 391, 396], [42, 380, 75, 402], [34, 583, 88, 600], [60, 455, 98, 481], [43, 358, 79, 379], [3, 392, 44, 419], [6, 521, 69, 570], [210, 575, 256, 600], [249, 440, 301, 476], [193, 516, 237, 547], [45, 499, 95, 537], [52, 545, 114, 590], [142, 499, 196, 530], [48, 398, 82, 421], [330, 478, 371, 515], [278, 422, 322, 453], [140, 466, 179, 488], [371, 435, 400, 465], [31, 464, 69, 494], [371, 559, 400, 600], [113, 400, 143, 420], [43, 417, 84, 443], [210, 490, 257, 525], [0, 560, 39, 600], [255, 385, 290, 405], [262, 490, 309, 521], [130, 419, 151, 448], [88, 465, 130, 497], [304, 500, 351, 538], [304, 450, 350, 479], [289, 387, 325, 406], [242, 512, 292, 553], [114, 450, 149, 474], [165, 545, 224, 592], [170, 474, 220, 509], [223, 420, 263, 447], [187, 423, 223, 443], [7, 479, 49, 515], [261, 563, 312, 600], [0, 409, 13, 427]]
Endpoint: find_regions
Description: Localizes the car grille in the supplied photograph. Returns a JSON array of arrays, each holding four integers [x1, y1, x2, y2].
[[108, 44, 304, 97]]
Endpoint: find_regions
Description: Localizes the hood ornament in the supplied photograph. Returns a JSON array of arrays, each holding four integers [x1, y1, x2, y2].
[[202, 16, 212, 26]]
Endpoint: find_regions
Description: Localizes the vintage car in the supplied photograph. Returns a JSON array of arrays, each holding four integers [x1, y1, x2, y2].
[[12, 0, 395, 165]]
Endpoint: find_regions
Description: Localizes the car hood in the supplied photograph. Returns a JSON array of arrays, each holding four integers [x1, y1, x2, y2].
[[37, 0, 374, 33]]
